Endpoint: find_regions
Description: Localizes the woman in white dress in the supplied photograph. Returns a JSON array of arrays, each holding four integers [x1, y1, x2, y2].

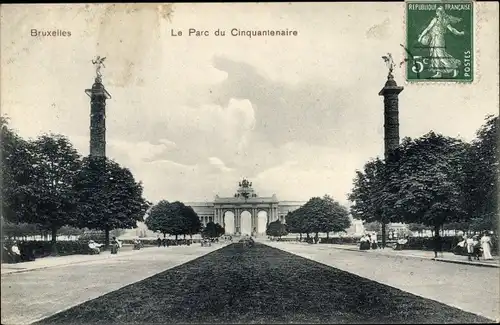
[[481, 233, 493, 260], [417, 6, 465, 78]]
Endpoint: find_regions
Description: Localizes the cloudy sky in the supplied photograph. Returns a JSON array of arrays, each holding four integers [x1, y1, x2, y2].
[[1, 3, 499, 205]]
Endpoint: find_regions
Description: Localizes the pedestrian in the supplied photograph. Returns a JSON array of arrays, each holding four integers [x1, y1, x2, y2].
[[433, 232, 443, 258], [111, 237, 119, 254], [10, 241, 21, 263], [466, 235, 474, 261], [162, 238, 167, 247], [472, 235, 481, 260], [157, 236, 162, 247], [359, 234, 369, 250], [481, 232, 493, 260], [371, 232, 378, 249]]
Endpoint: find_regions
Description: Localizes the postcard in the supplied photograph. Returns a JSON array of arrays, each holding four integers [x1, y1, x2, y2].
[[1, 2, 499, 324]]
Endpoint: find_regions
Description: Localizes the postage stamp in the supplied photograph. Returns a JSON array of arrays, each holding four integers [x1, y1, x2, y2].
[[405, 1, 474, 82]]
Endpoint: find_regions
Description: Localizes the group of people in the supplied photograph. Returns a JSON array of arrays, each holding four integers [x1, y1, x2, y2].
[[2, 240, 22, 263], [88, 237, 122, 254], [157, 236, 169, 247], [359, 232, 378, 250], [458, 232, 493, 261]]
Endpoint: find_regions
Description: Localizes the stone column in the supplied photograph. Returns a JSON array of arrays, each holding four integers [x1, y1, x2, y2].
[[85, 77, 111, 159], [235, 209, 239, 234], [379, 73, 403, 165], [379, 72, 403, 248], [252, 212, 256, 235], [251, 208, 255, 234]]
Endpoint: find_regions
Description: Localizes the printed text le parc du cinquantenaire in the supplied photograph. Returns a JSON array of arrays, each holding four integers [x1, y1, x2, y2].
[[171, 28, 299, 38]]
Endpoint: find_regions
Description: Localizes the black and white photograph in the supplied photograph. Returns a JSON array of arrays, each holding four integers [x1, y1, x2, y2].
[[1, 2, 499, 324]]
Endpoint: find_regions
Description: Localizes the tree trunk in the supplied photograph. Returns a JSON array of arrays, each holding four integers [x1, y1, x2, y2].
[[163, 232, 167, 238], [299, 233, 302, 241], [51, 226, 58, 256], [105, 228, 110, 249], [434, 224, 441, 256], [326, 232, 330, 239], [183, 234, 186, 239], [175, 234, 178, 241], [381, 222, 387, 249]]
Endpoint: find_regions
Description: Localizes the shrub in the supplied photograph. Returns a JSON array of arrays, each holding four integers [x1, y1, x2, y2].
[[120, 238, 202, 246], [318, 235, 497, 255], [11, 240, 97, 260], [319, 237, 359, 244]]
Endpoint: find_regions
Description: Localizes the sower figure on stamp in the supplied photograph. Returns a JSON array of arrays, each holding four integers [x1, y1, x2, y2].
[[417, 6, 465, 79]]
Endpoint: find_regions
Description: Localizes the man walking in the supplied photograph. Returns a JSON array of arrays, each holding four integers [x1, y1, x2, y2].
[[433, 231, 443, 258]]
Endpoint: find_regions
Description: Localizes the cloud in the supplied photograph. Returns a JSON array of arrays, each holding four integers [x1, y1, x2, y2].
[[208, 157, 232, 172], [1, 3, 498, 206]]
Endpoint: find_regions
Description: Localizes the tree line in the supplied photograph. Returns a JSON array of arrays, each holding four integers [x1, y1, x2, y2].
[[284, 195, 351, 241], [145, 200, 202, 239], [145, 200, 226, 239], [349, 115, 498, 247], [1, 117, 150, 253]]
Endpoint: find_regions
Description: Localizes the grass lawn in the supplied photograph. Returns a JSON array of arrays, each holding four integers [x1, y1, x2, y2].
[[37, 243, 491, 324]]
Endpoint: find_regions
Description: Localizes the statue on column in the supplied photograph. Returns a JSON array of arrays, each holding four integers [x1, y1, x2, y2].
[[381, 53, 395, 79], [92, 56, 107, 82]]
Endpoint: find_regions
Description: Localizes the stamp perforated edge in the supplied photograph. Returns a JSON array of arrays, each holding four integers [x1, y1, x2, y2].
[[401, 0, 481, 87]]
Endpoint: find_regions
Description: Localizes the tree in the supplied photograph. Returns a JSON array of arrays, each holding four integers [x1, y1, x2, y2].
[[182, 205, 202, 238], [1, 218, 41, 240], [348, 158, 399, 248], [145, 200, 195, 240], [1, 117, 36, 225], [202, 221, 219, 238], [294, 196, 351, 242], [363, 221, 381, 233], [59, 225, 85, 238], [407, 223, 432, 235], [22, 134, 82, 254], [110, 228, 126, 238], [215, 223, 225, 237], [266, 220, 288, 238], [285, 210, 308, 241], [319, 195, 351, 236], [392, 132, 469, 236], [145, 200, 171, 238], [463, 115, 498, 232], [74, 157, 150, 247]]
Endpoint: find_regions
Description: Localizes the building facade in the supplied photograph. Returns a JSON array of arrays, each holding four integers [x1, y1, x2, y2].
[[185, 179, 305, 236]]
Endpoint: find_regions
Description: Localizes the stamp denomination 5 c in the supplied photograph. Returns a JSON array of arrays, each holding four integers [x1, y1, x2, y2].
[[406, 1, 474, 82]]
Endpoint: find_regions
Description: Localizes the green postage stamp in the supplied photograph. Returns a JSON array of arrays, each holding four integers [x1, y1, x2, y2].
[[406, 1, 474, 82]]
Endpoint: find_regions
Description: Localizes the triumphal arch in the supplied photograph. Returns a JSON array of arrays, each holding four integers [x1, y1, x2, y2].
[[185, 179, 304, 236]]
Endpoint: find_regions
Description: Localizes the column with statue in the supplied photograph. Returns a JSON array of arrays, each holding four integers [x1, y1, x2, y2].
[[85, 56, 111, 159], [378, 53, 404, 249]]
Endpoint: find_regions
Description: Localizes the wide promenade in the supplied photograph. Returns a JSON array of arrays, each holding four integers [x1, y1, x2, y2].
[[263, 239, 500, 322], [1, 243, 228, 325], [2, 240, 498, 324]]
